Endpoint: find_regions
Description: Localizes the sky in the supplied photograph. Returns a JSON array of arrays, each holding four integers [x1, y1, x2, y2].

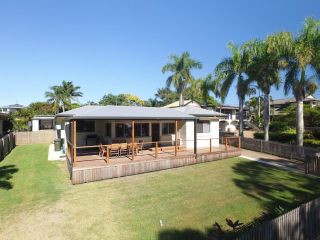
[[0, 0, 320, 107]]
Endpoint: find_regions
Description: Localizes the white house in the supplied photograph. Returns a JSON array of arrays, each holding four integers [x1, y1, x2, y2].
[[56, 105, 226, 152], [31, 115, 55, 132], [0, 104, 25, 114]]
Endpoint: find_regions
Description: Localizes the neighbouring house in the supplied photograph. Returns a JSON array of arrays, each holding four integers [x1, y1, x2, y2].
[[31, 115, 56, 132], [0, 104, 25, 114], [271, 95, 320, 116], [56, 105, 226, 152], [162, 99, 201, 108]]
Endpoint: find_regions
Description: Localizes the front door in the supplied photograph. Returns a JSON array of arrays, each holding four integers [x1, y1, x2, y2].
[[152, 123, 160, 142]]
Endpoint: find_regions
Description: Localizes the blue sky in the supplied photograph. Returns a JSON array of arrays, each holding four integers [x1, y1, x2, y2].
[[0, 0, 319, 106]]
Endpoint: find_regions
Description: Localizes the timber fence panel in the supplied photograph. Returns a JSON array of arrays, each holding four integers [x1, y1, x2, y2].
[[237, 137, 319, 161], [15, 130, 55, 145], [0, 133, 15, 161], [236, 197, 320, 240]]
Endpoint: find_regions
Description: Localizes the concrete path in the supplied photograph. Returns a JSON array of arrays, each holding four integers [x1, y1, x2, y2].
[[240, 148, 305, 173]]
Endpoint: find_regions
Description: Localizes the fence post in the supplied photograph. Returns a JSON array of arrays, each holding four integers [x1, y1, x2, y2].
[[210, 139, 212, 153], [155, 142, 158, 159], [260, 139, 263, 152]]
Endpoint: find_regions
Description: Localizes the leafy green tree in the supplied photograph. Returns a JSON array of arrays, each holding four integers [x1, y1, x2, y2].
[[162, 52, 202, 106], [268, 17, 320, 146], [29, 102, 55, 115], [99, 93, 144, 106], [244, 39, 283, 141], [215, 43, 254, 136], [45, 81, 82, 113], [154, 88, 179, 106]]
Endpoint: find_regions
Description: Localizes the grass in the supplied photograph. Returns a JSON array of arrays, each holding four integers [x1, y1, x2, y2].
[[1, 144, 320, 240]]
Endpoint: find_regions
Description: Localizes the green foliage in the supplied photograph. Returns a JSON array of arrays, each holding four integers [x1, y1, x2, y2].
[[303, 139, 320, 149], [28, 101, 55, 115], [45, 80, 82, 113], [254, 130, 296, 143], [99, 93, 144, 106]]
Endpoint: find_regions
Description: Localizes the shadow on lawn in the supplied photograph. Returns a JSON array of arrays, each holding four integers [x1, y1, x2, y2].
[[158, 160, 320, 240], [0, 165, 18, 190]]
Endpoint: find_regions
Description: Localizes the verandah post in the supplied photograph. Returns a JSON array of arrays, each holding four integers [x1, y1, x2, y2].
[[210, 138, 212, 152], [155, 142, 158, 159], [175, 120, 178, 157], [194, 119, 197, 155], [73, 120, 77, 167], [131, 120, 135, 160]]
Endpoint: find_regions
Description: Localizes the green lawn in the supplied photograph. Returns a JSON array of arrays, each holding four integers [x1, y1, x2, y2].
[[1, 144, 320, 240]]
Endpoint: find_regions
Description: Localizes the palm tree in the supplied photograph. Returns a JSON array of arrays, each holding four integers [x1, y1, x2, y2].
[[199, 74, 220, 106], [60, 81, 83, 111], [45, 86, 63, 114], [162, 52, 202, 106], [244, 40, 283, 141], [268, 18, 320, 146], [215, 43, 254, 137]]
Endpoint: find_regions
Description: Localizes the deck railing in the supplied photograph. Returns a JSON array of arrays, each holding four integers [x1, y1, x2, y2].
[[66, 137, 241, 167]]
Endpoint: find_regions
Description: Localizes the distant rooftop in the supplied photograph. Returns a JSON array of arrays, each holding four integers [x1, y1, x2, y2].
[[174, 105, 226, 118], [163, 100, 199, 108], [0, 104, 25, 109], [271, 95, 320, 105]]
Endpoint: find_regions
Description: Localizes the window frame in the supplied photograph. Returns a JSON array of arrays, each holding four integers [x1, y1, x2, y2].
[[77, 120, 95, 133], [162, 122, 175, 135], [196, 120, 210, 134]]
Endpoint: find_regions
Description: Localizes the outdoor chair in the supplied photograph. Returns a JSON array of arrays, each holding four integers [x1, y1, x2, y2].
[[98, 144, 106, 157], [110, 144, 120, 157], [137, 140, 144, 154], [119, 143, 128, 156]]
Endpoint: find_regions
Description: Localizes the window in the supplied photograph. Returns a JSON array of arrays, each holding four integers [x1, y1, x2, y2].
[[115, 123, 131, 138], [134, 123, 149, 137], [162, 123, 175, 135], [105, 123, 111, 137], [77, 120, 95, 132], [197, 120, 210, 133]]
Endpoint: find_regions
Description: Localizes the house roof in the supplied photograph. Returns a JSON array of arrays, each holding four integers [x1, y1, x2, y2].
[[0, 104, 25, 109], [56, 105, 196, 120], [32, 115, 55, 120], [216, 104, 239, 110], [270, 95, 320, 105], [174, 105, 227, 118], [163, 100, 200, 108]]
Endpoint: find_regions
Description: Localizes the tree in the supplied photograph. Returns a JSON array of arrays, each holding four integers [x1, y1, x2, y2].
[[99, 93, 144, 106], [162, 52, 202, 106], [45, 81, 82, 113], [28, 102, 55, 115], [45, 85, 63, 114], [268, 17, 320, 146], [60, 81, 83, 111], [154, 87, 179, 106], [215, 43, 254, 136], [244, 39, 283, 141]]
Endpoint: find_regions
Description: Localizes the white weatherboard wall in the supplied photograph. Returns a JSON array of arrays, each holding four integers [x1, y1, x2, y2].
[[184, 119, 219, 149], [32, 119, 39, 132]]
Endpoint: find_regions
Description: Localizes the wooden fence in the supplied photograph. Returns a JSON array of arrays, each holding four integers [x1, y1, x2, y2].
[[0, 133, 15, 161], [236, 197, 320, 240], [15, 130, 55, 145], [235, 137, 319, 161], [305, 153, 320, 176], [71, 149, 241, 184]]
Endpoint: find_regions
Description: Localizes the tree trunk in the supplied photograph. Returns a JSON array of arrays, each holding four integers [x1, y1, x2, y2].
[[263, 93, 270, 141], [296, 97, 304, 146], [239, 97, 244, 137], [62, 103, 65, 112], [179, 92, 184, 106]]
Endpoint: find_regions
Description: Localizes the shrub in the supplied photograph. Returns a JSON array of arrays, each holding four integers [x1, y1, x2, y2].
[[303, 139, 320, 149], [269, 121, 291, 132]]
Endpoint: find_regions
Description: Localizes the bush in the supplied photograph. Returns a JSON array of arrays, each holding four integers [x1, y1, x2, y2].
[[269, 121, 291, 132], [254, 130, 296, 143], [304, 139, 320, 149]]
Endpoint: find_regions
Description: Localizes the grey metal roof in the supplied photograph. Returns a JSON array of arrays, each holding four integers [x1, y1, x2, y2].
[[271, 96, 320, 105], [174, 105, 227, 118], [0, 104, 25, 109], [56, 105, 196, 120]]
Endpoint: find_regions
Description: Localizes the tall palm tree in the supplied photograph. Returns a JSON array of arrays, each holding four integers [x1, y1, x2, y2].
[[162, 52, 202, 106], [60, 81, 83, 111], [244, 39, 283, 141], [215, 43, 254, 137], [45, 86, 63, 114], [199, 74, 220, 106], [268, 17, 320, 146]]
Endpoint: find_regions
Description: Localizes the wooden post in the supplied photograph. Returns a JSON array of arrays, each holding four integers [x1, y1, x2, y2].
[[131, 120, 135, 160], [73, 120, 77, 166], [106, 145, 109, 162], [225, 137, 227, 151], [210, 138, 212, 152], [194, 119, 197, 155], [238, 136, 241, 149], [175, 120, 178, 157], [155, 142, 158, 159]]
